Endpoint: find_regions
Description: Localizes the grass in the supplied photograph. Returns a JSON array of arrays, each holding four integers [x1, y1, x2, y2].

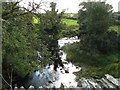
[[109, 25, 120, 34], [62, 19, 78, 26], [115, 14, 120, 16], [63, 42, 120, 78], [62, 19, 79, 31], [73, 52, 120, 78], [63, 13, 78, 18]]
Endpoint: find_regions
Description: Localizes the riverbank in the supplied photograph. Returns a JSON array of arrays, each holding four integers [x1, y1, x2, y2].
[[62, 42, 120, 78]]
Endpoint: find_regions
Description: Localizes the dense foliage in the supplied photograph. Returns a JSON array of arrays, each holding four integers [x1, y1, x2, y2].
[[64, 2, 120, 78], [37, 2, 65, 70], [2, 2, 63, 88], [2, 1, 120, 89], [78, 2, 115, 53]]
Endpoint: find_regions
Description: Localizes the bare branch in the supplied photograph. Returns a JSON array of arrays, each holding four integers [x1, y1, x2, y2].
[[2, 0, 45, 20], [0, 74, 12, 88]]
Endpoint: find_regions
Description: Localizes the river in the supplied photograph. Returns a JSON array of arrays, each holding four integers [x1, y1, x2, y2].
[[24, 36, 80, 88], [23, 36, 120, 89]]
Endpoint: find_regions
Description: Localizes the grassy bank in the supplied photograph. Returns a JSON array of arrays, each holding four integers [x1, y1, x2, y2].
[[63, 42, 120, 78]]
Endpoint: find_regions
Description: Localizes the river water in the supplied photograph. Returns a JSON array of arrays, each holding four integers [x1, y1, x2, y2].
[[25, 36, 80, 88]]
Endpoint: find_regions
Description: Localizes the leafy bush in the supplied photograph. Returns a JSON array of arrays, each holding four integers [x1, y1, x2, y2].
[[63, 41, 120, 78], [96, 31, 118, 54]]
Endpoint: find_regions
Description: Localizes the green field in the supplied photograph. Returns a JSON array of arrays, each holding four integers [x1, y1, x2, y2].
[[62, 19, 78, 26], [62, 19, 79, 31], [109, 26, 120, 34]]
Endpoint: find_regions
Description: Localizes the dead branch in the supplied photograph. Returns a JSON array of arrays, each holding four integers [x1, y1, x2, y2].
[[0, 74, 12, 89], [2, 0, 44, 20]]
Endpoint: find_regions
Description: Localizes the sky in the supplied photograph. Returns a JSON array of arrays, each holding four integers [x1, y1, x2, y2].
[[17, 0, 120, 13]]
